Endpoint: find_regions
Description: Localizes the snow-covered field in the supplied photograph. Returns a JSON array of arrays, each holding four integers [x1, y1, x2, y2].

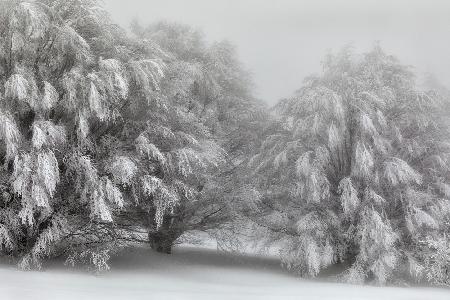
[[0, 246, 448, 300]]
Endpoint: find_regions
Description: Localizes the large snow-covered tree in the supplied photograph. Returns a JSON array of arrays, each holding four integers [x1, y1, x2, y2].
[[0, 0, 169, 269], [0, 0, 261, 267], [249, 46, 450, 285], [112, 21, 262, 254]]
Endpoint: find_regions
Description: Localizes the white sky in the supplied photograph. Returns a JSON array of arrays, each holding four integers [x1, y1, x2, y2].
[[103, 0, 450, 104]]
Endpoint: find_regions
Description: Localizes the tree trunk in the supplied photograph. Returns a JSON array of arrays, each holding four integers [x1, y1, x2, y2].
[[147, 215, 183, 254], [148, 231, 177, 254], [147, 207, 184, 254]]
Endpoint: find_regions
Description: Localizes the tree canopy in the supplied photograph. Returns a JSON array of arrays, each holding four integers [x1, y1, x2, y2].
[[248, 45, 450, 285]]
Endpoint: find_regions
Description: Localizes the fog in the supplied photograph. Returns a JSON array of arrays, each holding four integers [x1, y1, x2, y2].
[[3, 246, 450, 300], [103, 0, 450, 103], [1, 2, 450, 298]]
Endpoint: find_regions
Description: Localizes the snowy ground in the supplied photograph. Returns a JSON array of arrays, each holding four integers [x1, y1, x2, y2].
[[0, 245, 448, 300]]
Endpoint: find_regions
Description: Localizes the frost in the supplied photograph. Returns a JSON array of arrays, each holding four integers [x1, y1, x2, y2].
[[328, 123, 341, 149], [41, 81, 58, 111], [32, 121, 66, 150], [31, 184, 49, 208], [136, 135, 166, 165], [141, 175, 178, 228], [141, 175, 162, 196], [37, 150, 60, 197], [296, 151, 312, 177], [0, 225, 15, 251], [106, 156, 137, 185], [384, 158, 422, 186], [91, 184, 113, 222], [129, 59, 166, 91], [88, 81, 107, 121], [0, 111, 21, 159], [353, 142, 373, 179], [77, 111, 89, 140], [5, 74, 28, 101], [360, 113, 377, 136], [338, 177, 359, 215], [104, 178, 124, 208], [412, 207, 438, 229], [273, 150, 287, 169]]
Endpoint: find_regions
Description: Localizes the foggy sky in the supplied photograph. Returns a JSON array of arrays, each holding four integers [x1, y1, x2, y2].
[[103, 0, 450, 104]]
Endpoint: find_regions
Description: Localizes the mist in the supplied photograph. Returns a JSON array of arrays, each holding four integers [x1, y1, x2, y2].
[[103, 0, 450, 103], [1, 0, 450, 299]]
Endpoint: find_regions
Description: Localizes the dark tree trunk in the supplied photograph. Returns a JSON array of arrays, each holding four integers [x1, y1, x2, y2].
[[147, 213, 183, 254], [148, 231, 179, 254]]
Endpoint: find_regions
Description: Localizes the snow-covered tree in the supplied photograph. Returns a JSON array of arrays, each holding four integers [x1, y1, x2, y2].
[[0, 0, 261, 266], [0, 0, 169, 269], [249, 45, 450, 285], [111, 21, 262, 253]]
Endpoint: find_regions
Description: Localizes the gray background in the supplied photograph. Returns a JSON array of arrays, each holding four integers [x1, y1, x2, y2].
[[103, 0, 450, 104]]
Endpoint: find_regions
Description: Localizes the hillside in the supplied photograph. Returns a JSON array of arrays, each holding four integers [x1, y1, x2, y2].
[[0, 246, 448, 300]]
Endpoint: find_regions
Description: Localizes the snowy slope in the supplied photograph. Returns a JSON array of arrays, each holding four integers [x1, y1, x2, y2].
[[0, 246, 448, 300]]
